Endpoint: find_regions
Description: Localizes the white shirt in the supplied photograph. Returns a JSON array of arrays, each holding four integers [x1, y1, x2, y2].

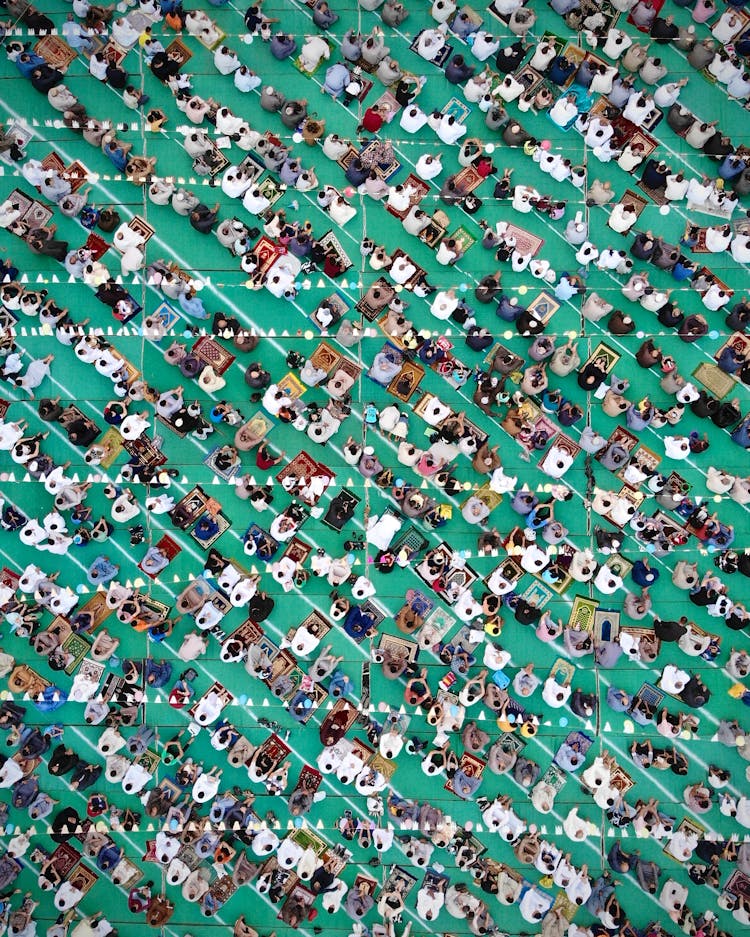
[[705, 227, 732, 253], [602, 28, 632, 59], [436, 242, 458, 265], [664, 174, 689, 201], [221, 168, 252, 199], [289, 626, 321, 656], [430, 291, 458, 319], [470, 31, 499, 61], [120, 414, 150, 440], [663, 435, 690, 460], [214, 48, 239, 74], [179, 632, 207, 660], [608, 204, 637, 233], [235, 69, 261, 93], [727, 72, 750, 99], [366, 513, 402, 550], [0, 200, 22, 229], [386, 186, 413, 212], [415, 154, 442, 180], [89, 56, 108, 80], [436, 115, 466, 144], [464, 75, 491, 102], [400, 105, 428, 133], [654, 82, 683, 108], [329, 198, 356, 225], [731, 234, 750, 264], [702, 284, 730, 311], [243, 189, 271, 215], [111, 18, 140, 47], [659, 664, 690, 694], [549, 156, 572, 182], [416, 29, 445, 60], [549, 97, 578, 127], [519, 888, 552, 923], [390, 258, 416, 284], [54, 881, 84, 911]]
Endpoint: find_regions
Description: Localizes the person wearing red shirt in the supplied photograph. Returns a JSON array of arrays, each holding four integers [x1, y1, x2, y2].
[[256, 443, 285, 469], [357, 103, 386, 134]]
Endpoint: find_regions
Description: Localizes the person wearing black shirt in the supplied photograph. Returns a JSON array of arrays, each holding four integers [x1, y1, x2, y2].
[[50, 806, 81, 843], [150, 51, 181, 82], [654, 617, 688, 642], [688, 583, 713, 606], [70, 760, 103, 791], [641, 159, 669, 191], [495, 41, 527, 75], [30, 65, 64, 93], [679, 676, 710, 709], [650, 14, 678, 42], [247, 590, 274, 622], [96, 279, 129, 307], [703, 132, 733, 160], [189, 202, 220, 234], [67, 419, 100, 447], [631, 231, 656, 261], [393, 78, 418, 107], [106, 59, 128, 90], [310, 861, 336, 895], [244, 4, 264, 31], [48, 744, 80, 776], [712, 399, 741, 429], [513, 596, 541, 626]]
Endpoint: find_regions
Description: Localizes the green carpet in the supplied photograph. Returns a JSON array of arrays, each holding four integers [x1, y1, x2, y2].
[[0, 1, 748, 937]]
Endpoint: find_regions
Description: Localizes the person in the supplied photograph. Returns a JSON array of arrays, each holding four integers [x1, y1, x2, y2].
[[357, 102, 389, 135], [189, 203, 220, 233], [608, 201, 639, 234]]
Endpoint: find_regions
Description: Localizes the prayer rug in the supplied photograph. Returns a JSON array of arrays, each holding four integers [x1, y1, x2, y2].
[[387, 359, 425, 402], [627, 0, 664, 30], [454, 164, 485, 194], [526, 290, 559, 323], [441, 96, 471, 123], [504, 223, 544, 257], [409, 32, 453, 68], [593, 608, 620, 643], [415, 211, 447, 249], [449, 225, 477, 254], [568, 595, 599, 632], [636, 179, 669, 206], [34, 36, 78, 70], [60, 632, 92, 675], [318, 231, 353, 271], [386, 173, 430, 220], [195, 26, 225, 51], [583, 341, 621, 375], [619, 189, 649, 224], [192, 335, 236, 374]]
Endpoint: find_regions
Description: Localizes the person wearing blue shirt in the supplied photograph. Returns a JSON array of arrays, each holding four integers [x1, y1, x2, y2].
[[632, 559, 659, 588], [718, 153, 746, 180], [103, 140, 131, 172], [16, 52, 46, 78], [87, 555, 119, 585], [671, 258, 696, 282], [548, 55, 576, 86], [178, 288, 208, 319], [554, 273, 580, 301]]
